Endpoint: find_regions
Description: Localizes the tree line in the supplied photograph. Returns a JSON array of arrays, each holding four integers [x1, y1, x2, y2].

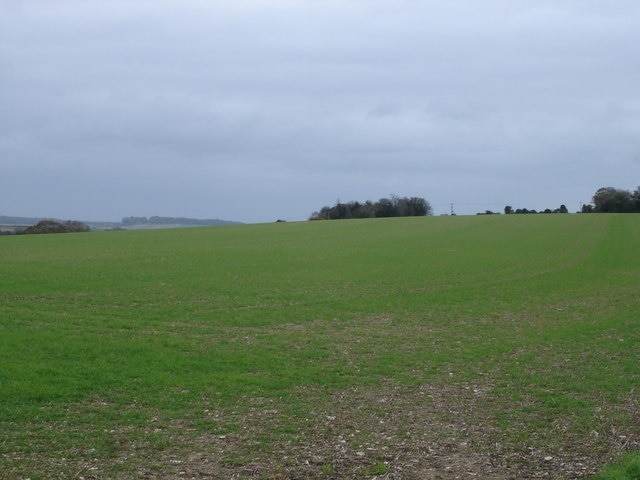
[[481, 186, 639, 215], [581, 186, 640, 213], [501, 205, 569, 215], [308, 185, 640, 221], [310, 196, 432, 220]]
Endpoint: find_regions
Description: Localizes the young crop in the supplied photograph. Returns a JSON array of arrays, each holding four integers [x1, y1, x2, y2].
[[0, 214, 638, 478]]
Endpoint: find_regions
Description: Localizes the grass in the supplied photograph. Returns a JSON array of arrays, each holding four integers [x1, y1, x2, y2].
[[0, 214, 638, 478], [594, 452, 640, 480]]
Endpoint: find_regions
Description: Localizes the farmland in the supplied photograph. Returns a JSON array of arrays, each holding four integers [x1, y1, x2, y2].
[[0, 214, 638, 479]]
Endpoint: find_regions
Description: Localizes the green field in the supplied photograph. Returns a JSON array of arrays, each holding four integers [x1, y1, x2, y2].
[[1, 214, 638, 479]]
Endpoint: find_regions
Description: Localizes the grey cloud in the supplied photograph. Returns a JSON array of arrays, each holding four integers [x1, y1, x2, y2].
[[2, 0, 640, 221]]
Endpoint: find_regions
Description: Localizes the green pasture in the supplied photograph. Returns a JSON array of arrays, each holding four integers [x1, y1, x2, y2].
[[0, 214, 638, 478]]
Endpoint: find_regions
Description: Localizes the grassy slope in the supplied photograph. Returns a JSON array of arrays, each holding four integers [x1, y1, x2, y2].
[[0, 214, 638, 478]]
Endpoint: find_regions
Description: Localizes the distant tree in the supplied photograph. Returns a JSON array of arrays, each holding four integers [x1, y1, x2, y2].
[[581, 203, 594, 213], [334, 201, 350, 219], [504, 206, 513, 214], [592, 187, 634, 213], [632, 186, 640, 211], [559, 204, 569, 214], [356, 201, 376, 218], [375, 198, 396, 218], [406, 196, 432, 216], [309, 207, 329, 220], [393, 196, 408, 217]]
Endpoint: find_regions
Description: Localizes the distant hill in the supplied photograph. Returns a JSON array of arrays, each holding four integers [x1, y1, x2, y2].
[[121, 216, 242, 227], [0, 215, 242, 231], [0, 215, 60, 226]]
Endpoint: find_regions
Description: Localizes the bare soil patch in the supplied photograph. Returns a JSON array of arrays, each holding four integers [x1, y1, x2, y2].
[[63, 381, 638, 479]]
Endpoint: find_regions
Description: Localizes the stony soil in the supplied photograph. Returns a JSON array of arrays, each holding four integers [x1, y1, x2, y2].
[[59, 382, 639, 480]]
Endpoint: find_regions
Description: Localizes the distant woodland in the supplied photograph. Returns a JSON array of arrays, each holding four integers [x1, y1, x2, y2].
[[310, 196, 432, 220]]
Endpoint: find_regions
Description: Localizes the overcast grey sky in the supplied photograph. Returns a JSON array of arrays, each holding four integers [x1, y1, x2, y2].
[[2, 0, 639, 222]]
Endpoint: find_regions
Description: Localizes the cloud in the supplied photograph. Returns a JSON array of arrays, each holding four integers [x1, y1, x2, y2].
[[1, 0, 640, 221]]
